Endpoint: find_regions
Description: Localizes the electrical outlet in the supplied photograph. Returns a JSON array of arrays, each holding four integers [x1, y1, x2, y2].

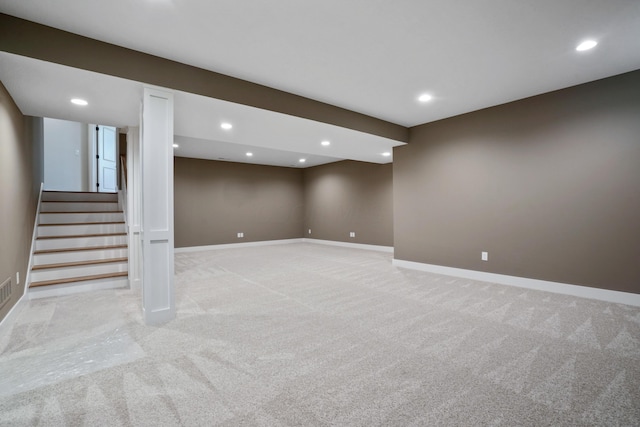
[[237, 232, 244, 238], [16, 272, 19, 285], [481, 251, 488, 261], [308, 229, 312, 234], [349, 232, 355, 238]]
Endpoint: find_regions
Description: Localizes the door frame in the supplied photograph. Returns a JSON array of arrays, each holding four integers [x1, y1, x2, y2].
[[88, 124, 119, 192]]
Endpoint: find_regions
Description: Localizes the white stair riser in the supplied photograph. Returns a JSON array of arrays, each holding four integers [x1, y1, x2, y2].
[[40, 202, 120, 212], [33, 248, 128, 265], [36, 235, 127, 251], [42, 192, 118, 202], [38, 223, 126, 237], [29, 277, 128, 299], [30, 262, 128, 282], [39, 212, 124, 224]]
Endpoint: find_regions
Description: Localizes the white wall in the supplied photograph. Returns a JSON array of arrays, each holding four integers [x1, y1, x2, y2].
[[43, 118, 88, 191]]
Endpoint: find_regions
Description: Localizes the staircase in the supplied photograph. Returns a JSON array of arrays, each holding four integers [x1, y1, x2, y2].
[[29, 191, 129, 298]]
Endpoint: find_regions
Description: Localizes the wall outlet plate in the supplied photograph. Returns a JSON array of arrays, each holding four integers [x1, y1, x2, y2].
[[237, 232, 244, 238], [308, 229, 312, 234], [349, 232, 355, 238], [481, 251, 488, 261]]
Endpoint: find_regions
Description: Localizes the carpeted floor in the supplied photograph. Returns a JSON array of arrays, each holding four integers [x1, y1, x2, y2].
[[0, 243, 639, 426]]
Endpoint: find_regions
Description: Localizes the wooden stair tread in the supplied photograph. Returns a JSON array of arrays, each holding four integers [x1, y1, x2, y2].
[[43, 191, 117, 194], [42, 200, 118, 203], [32, 257, 128, 270], [35, 244, 127, 254], [37, 232, 126, 240], [39, 221, 125, 226], [41, 211, 123, 215], [30, 272, 128, 288]]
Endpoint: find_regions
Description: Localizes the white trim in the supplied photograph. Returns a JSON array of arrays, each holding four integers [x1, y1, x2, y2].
[[28, 278, 128, 300], [174, 238, 395, 254], [303, 238, 394, 253], [392, 259, 640, 307], [24, 182, 44, 296], [0, 293, 28, 329], [175, 238, 304, 253]]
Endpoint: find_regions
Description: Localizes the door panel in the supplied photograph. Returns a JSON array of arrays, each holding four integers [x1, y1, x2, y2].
[[98, 125, 118, 192]]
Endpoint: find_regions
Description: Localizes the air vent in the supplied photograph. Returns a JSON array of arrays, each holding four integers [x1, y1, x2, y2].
[[0, 277, 11, 309]]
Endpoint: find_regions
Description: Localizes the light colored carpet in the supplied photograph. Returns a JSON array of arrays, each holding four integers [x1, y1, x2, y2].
[[0, 243, 638, 426]]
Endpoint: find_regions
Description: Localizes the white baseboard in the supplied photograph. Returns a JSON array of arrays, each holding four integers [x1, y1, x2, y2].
[[175, 238, 305, 253], [143, 306, 175, 325], [0, 293, 28, 329], [303, 238, 394, 253], [393, 259, 640, 307], [174, 238, 394, 254], [28, 278, 128, 300]]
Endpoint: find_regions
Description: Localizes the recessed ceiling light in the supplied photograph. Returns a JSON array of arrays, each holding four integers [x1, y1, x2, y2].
[[172, 143, 179, 148], [71, 98, 88, 106], [246, 152, 253, 157], [382, 152, 391, 157], [221, 122, 233, 130], [321, 140, 331, 146], [418, 93, 432, 103], [576, 40, 597, 51], [299, 158, 306, 163]]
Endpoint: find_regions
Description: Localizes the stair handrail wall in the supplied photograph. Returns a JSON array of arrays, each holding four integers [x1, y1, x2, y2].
[[119, 154, 133, 289], [119, 155, 128, 228], [24, 182, 44, 296]]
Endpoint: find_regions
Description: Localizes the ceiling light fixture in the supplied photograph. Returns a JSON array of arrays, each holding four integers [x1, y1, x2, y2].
[[299, 158, 306, 163], [382, 152, 391, 157], [71, 98, 88, 106], [321, 140, 331, 146], [576, 40, 597, 51], [418, 93, 433, 103], [246, 152, 253, 157], [172, 143, 179, 148], [220, 122, 233, 130]]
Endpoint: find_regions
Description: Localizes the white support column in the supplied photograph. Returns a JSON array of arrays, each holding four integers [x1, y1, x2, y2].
[[126, 126, 142, 291], [140, 87, 175, 325]]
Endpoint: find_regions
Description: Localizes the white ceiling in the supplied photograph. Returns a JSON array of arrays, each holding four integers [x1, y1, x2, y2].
[[0, 52, 403, 167], [1, 0, 639, 165]]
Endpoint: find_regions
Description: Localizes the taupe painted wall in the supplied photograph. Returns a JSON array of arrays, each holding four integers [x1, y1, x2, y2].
[[0, 82, 40, 321], [395, 70, 640, 294], [174, 157, 304, 247], [304, 161, 393, 247]]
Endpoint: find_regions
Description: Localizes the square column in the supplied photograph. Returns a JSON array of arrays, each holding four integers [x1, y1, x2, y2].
[[141, 87, 175, 325]]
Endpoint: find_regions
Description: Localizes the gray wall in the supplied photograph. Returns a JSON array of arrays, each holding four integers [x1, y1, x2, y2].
[[174, 158, 394, 249], [0, 82, 40, 321], [304, 161, 393, 247], [395, 70, 640, 294], [174, 157, 304, 247]]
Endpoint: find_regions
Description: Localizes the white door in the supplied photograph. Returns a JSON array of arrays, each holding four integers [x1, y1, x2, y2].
[[97, 125, 117, 193]]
